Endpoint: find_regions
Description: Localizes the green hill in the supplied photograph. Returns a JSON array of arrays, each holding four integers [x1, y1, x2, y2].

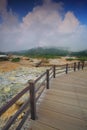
[[4, 47, 87, 60]]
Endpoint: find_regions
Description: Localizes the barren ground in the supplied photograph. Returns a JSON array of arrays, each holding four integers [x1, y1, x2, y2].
[[0, 57, 77, 72]]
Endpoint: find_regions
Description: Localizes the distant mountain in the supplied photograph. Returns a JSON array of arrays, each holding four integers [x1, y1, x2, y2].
[[5, 47, 87, 58], [13, 47, 69, 58], [71, 50, 87, 57]]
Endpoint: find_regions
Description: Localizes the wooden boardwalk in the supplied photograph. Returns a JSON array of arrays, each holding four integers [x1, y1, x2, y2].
[[31, 68, 87, 130]]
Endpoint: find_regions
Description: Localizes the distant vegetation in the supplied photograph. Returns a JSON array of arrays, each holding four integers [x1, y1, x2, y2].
[[66, 57, 87, 62], [66, 58, 75, 61], [25, 47, 68, 57], [71, 50, 87, 57], [70, 50, 87, 61], [11, 47, 69, 59], [76, 57, 87, 61], [11, 57, 20, 62], [1, 47, 87, 61]]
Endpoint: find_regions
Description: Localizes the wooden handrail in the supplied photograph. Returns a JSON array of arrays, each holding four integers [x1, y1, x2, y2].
[[74, 62, 76, 71], [29, 81, 36, 120], [0, 61, 86, 130], [66, 63, 68, 74], [53, 65, 56, 78], [46, 69, 50, 89], [0, 86, 30, 116], [16, 108, 30, 130], [34, 71, 46, 84], [35, 78, 46, 93], [2, 100, 30, 130]]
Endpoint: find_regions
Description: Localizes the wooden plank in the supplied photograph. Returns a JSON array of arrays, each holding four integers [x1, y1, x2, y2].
[[46, 89, 87, 101], [40, 92, 79, 106], [37, 109, 86, 130], [30, 69, 87, 130], [31, 121, 58, 130], [38, 99, 83, 119]]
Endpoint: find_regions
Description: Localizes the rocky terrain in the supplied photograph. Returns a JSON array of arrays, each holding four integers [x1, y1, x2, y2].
[[0, 66, 46, 107], [0, 61, 47, 129]]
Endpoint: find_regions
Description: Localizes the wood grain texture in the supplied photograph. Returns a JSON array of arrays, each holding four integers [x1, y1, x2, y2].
[[31, 68, 87, 130]]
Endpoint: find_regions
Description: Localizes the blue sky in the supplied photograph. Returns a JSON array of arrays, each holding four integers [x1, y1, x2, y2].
[[7, 0, 87, 25], [0, 0, 87, 51]]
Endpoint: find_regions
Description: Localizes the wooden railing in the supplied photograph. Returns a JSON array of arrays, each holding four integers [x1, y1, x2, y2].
[[0, 61, 86, 130]]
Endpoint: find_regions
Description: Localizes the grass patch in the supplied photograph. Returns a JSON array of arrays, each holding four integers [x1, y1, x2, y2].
[[27, 54, 62, 59], [76, 57, 87, 61], [66, 58, 75, 61], [11, 57, 20, 62]]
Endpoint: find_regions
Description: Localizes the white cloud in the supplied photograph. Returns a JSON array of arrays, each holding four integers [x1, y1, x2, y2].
[[0, 0, 87, 51], [58, 11, 79, 33]]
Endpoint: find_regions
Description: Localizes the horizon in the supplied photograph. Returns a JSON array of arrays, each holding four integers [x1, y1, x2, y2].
[[0, 0, 87, 52], [0, 46, 87, 53]]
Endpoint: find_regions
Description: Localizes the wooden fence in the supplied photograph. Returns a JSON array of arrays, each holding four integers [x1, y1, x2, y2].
[[0, 61, 86, 130]]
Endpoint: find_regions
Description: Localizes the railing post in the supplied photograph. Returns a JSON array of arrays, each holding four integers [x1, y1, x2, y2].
[[46, 69, 49, 89], [66, 64, 68, 74], [29, 80, 36, 120], [74, 62, 76, 72], [82, 61, 84, 70], [53, 65, 56, 78], [78, 62, 80, 70]]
